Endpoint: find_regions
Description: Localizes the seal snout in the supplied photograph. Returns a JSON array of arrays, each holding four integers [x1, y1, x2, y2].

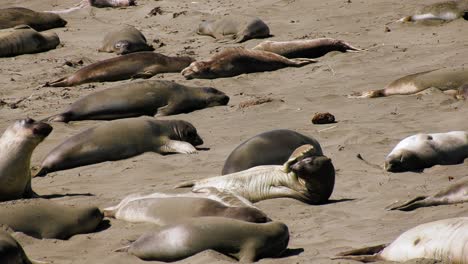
[[33, 122, 53, 137]]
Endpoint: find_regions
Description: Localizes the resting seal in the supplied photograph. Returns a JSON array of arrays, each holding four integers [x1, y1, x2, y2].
[[399, 1, 468, 23], [90, 0, 136, 7], [0, 7, 66, 31], [117, 217, 289, 262], [0, 26, 60, 57], [99, 25, 154, 55], [385, 131, 468, 172], [197, 16, 271, 43], [0, 118, 52, 201], [46, 80, 229, 122], [35, 117, 203, 176], [46, 52, 194, 87], [222, 129, 323, 175], [181, 47, 316, 79], [0, 229, 46, 264]]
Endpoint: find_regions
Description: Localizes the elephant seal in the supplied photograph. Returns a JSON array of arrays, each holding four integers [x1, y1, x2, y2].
[[385, 131, 468, 172], [0, 118, 52, 201], [222, 129, 323, 175], [0, 229, 46, 264], [0, 26, 60, 57], [99, 25, 154, 55], [253, 38, 362, 58], [177, 145, 335, 204], [0, 7, 67, 31], [46, 52, 194, 87], [90, 0, 136, 7], [334, 217, 468, 263], [35, 117, 203, 176], [197, 16, 271, 43], [46, 80, 229, 122], [399, 1, 468, 23], [181, 47, 316, 79], [117, 217, 289, 262], [0, 199, 103, 239], [349, 67, 468, 98]]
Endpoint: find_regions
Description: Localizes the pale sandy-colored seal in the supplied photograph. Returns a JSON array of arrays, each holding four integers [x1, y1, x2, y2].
[[222, 129, 323, 175], [98, 25, 154, 55], [35, 117, 203, 176], [181, 47, 316, 79], [253, 38, 362, 58], [385, 131, 468, 172], [334, 217, 468, 263], [0, 199, 103, 239], [349, 67, 468, 98], [0, 118, 52, 201], [0, 25, 60, 57], [46, 51, 194, 87], [197, 15, 271, 43], [398, 0, 468, 23], [0, 229, 46, 264], [46, 80, 229, 122], [0, 7, 67, 31], [116, 217, 289, 262], [177, 145, 335, 204]]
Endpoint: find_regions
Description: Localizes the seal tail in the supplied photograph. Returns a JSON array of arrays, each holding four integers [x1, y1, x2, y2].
[[174, 180, 196, 188], [331, 244, 387, 262], [385, 196, 427, 211], [340, 41, 365, 52], [355, 154, 384, 170], [45, 77, 72, 87], [347, 89, 385, 99]]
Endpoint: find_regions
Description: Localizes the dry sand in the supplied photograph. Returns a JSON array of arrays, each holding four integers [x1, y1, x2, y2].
[[1, 0, 467, 263]]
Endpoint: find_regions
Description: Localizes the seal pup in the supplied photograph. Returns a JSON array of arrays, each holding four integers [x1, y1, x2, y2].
[[45, 0, 136, 14], [197, 16, 271, 43], [253, 38, 362, 58], [0, 118, 52, 201], [385, 131, 468, 172], [46, 80, 229, 122], [46, 52, 194, 87], [0, 7, 67, 31], [35, 117, 203, 176], [334, 217, 468, 263], [0, 199, 103, 239], [349, 67, 468, 98], [181, 47, 316, 79], [99, 25, 154, 55], [116, 217, 289, 262], [177, 145, 335, 204], [0, 26, 60, 57], [0, 229, 46, 264], [222, 129, 323, 175], [398, 1, 468, 23]]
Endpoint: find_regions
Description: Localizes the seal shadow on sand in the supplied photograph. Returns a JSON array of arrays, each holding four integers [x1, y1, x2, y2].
[[40, 192, 95, 199]]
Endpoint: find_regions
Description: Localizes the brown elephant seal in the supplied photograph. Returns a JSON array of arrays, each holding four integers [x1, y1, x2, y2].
[[197, 16, 271, 43], [177, 145, 335, 204], [0, 118, 52, 201], [181, 47, 316, 79], [35, 117, 203, 176], [0, 229, 46, 264], [46, 80, 229, 122], [46, 52, 194, 87], [0, 199, 103, 239], [349, 67, 468, 98], [399, 1, 468, 23], [0, 7, 67, 31], [90, 0, 136, 7], [334, 217, 468, 263], [0, 26, 60, 57], [99, 25, 154, 55], [222, 129, 323, 175], [117, 217, 289, 262], [385, 131, 468, 172], [253, 38, 362, 58]]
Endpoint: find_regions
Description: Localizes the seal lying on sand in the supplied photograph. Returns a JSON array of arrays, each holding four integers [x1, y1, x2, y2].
[[385, 131, 468, 172], [0, 26, 60, 57], [117, 217, 289, 262], [334, 217, 468, 263], [0, 229, 46, 264], [0, 118, 52, 201], [35, 117, 203, 176], [181, 47, 316, 79], [46, 52, 194, 87], [46, 80, 229, 122], [45, 0, 136, 14], [99, 25, 154, 55], [177, 145, 335, 204], [399, 0, 468, 23], [222, 129, 323, 174], [0, 199, 103, 239], [197, 16, 271, 43], [0, 7, 67, 31]]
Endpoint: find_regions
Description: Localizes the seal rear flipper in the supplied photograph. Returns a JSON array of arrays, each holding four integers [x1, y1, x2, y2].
[[45, 77, 71, 87], [159, 140, 197, 154], [290, 58, 317, 66], [131, 71, 155, 79], [114, 245, 131, 253], [348, 89, 385, 99], [332, 244, 387, 262], [33, 167, 48, 178], [174, 180, 196, 188], [385, 196, 428, 211]]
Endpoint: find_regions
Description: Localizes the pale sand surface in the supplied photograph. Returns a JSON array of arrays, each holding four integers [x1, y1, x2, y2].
[[0, 0, 467, 263]]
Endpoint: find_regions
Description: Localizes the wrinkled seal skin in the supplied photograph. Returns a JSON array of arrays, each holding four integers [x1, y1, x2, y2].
[[118, 217, 289, 262], [90, 0, 136, 8], [197, 16, 271, 43], [0, 118, 52, 201], [385, 131, 468, 172], [0, 26, 60, 57], [99, 25, 154, 55], [47, 80, 229, 122], [0, 230, 45, 264], [399, 0, 468, 23], [222, 129, 323, 175], [46, 52, 195, 87], [0, 7, 67, 31], [0, 199, 103, 240], [181, 47, 316, 79], [35, 117, 203, 176]]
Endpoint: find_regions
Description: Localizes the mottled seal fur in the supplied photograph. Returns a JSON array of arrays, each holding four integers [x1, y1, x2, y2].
[[0, 229, 46, 264], [0, 26, 60, 57], [399, 0, 468, 23], [197, 16, 271, 43], [99, 25, 154, 55], [0, 7, 67, 31]]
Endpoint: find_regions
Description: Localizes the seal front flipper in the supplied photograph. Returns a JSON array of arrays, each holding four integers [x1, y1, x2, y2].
[[155, 104, 176, 116], [159, 140, 197, 154], [131, 71, 155, 79], [290, 58, 317, 66]]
